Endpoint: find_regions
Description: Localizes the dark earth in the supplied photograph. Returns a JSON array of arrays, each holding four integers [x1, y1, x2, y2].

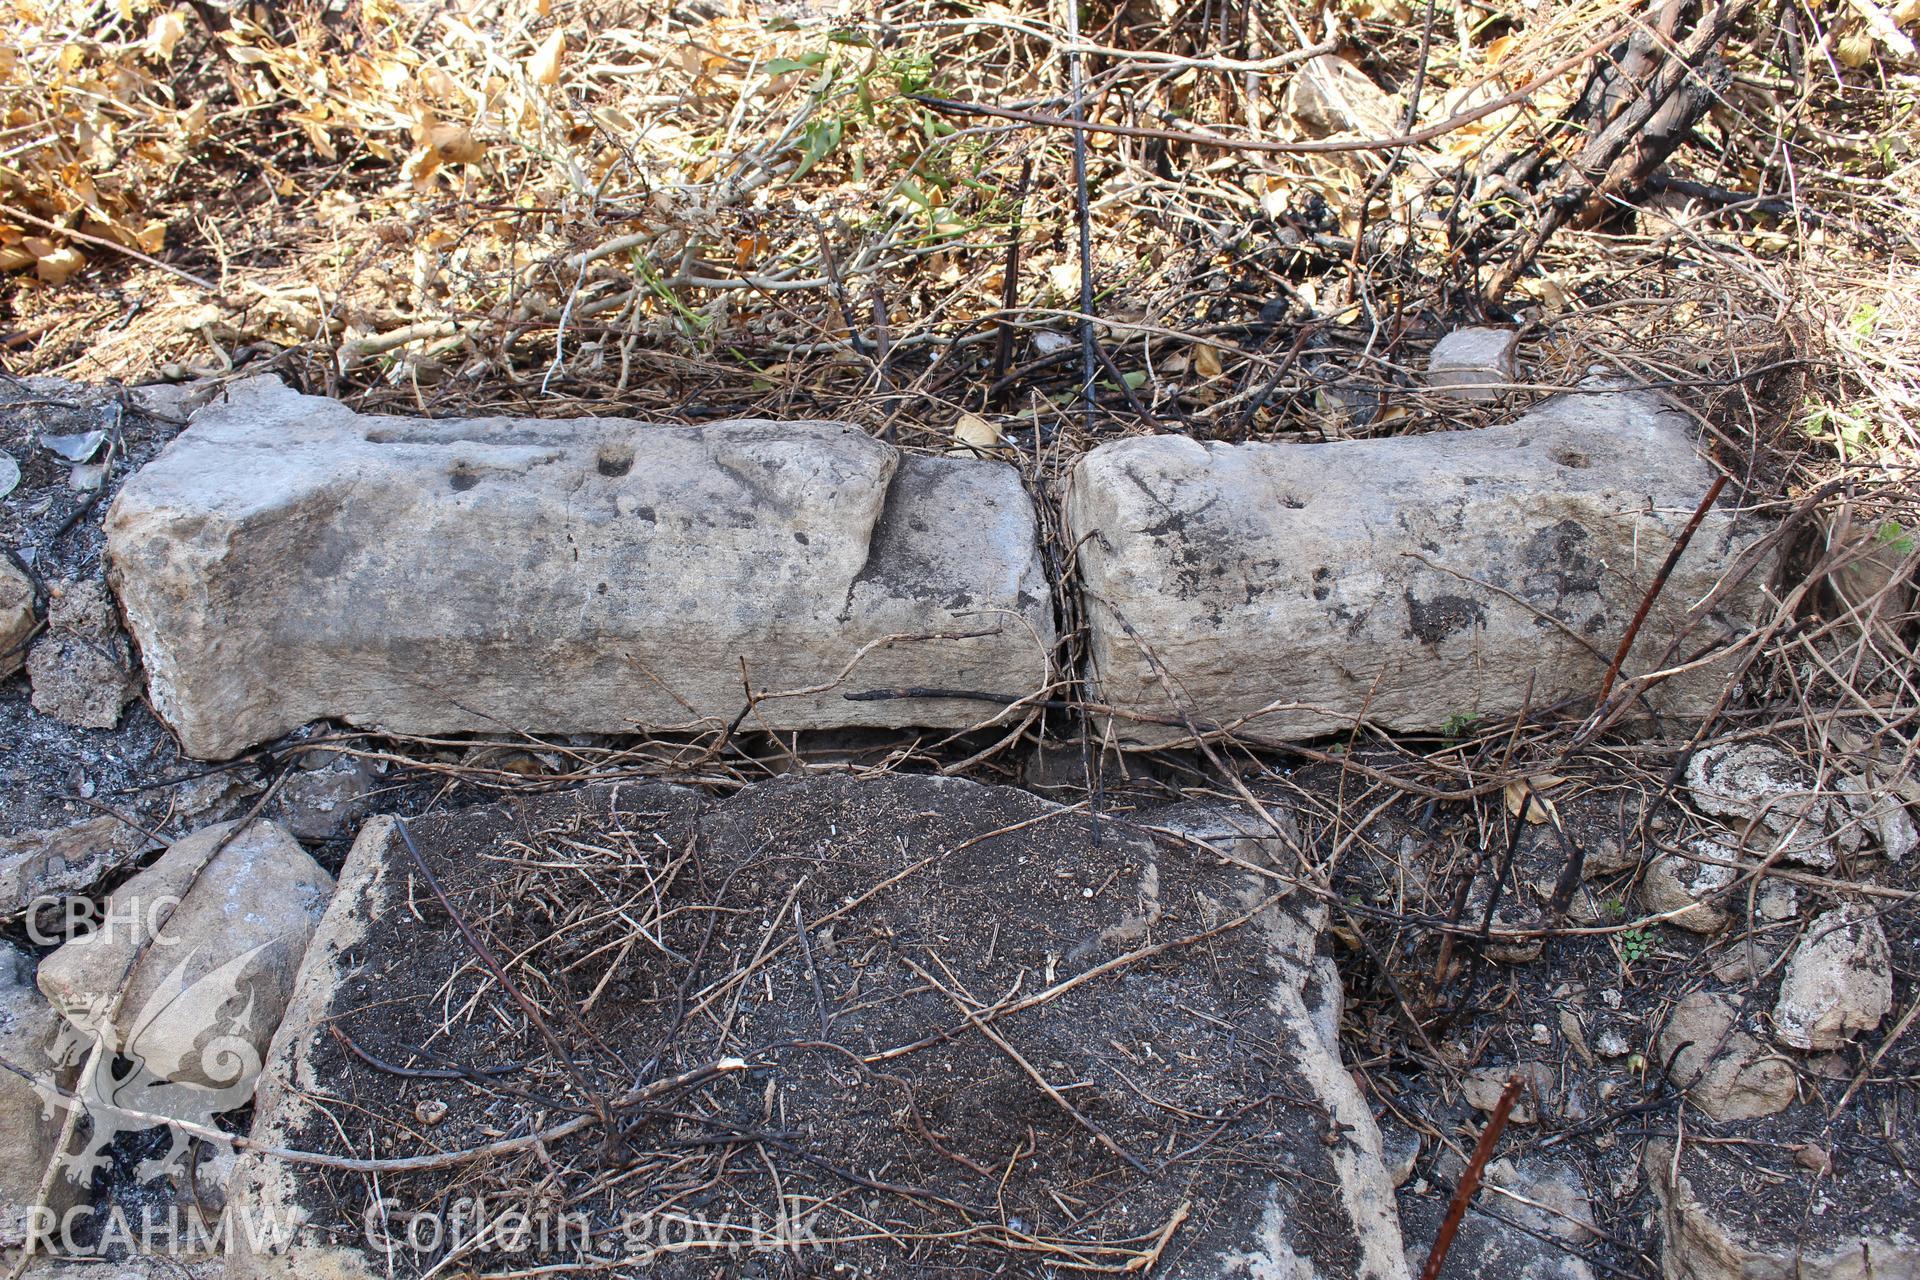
[[266, 775, 1363, 1278]]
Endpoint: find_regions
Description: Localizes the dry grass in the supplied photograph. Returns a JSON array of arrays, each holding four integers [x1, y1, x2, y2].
[[0, 0, 1898, 443]]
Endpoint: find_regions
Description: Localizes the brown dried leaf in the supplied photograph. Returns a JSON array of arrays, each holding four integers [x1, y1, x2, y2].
[[528, 29, 565, 87], [146, 9, 187, 59], [428, 122, 485, 164], [592, 105, 636, 134], [1504, 775, 1569, 825], [1836, 29, 1876, 66], [949, 412, 1010, 458], [34, 244, 85, 285]]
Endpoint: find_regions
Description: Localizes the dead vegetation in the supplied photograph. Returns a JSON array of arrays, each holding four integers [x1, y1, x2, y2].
[[3, 0, 1918, 1275]]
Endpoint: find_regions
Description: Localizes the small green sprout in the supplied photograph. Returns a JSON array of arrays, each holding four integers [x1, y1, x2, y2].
[[1621, 927, 1653, 964]]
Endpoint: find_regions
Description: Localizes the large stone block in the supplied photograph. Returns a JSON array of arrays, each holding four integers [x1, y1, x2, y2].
[[36, 818, 334, 1089], [1066, 389, 1764, 745], [106, 378, 1054, 759], [1, 943, 70, 1251], [228, 778, 1407, 1279], [1649, 1138, 1920, 1280], [0, 557, 33, 679]]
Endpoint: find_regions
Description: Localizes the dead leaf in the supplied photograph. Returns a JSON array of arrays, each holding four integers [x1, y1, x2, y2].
[[428, 122, 485, 164], [1504, 775, 1569, 825], [34, 245, 85, 285], [528, 29, 565, 86], [402, 144, 440, 186], [1836, 28, 1876, 66], [420, 66, 462, 100], [146, 9, 187, 59], [1193, 343, 1223, 379], [1047, 260, 1081, 299], [949, 412, 1010, 458], [592, 105, 636, 134]]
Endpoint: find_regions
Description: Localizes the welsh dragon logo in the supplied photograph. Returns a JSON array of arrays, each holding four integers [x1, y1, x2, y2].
[[34, 940, 275, 1188]]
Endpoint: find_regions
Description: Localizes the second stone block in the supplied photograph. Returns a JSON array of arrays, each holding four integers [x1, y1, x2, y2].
[[1066, 388, 1765, 746]]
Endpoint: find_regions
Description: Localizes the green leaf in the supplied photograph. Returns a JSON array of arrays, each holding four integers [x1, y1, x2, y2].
[[889, 52, 934, 95], [791, 118, 844, 178], [765, 51, 829, 75]]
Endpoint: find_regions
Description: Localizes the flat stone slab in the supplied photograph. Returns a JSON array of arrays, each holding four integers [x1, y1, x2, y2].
[[1649, 1136, 1920, 1279], [1067, 388, 1763, 745], [106, 378, 1054, 759], [228, 776, 1407, 1279]]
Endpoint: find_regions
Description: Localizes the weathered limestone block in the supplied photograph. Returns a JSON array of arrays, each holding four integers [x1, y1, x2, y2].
[[1649, 1137, 1920, 1280], [1657, 991, 1795, 1122], [25, 577, 139, 730], [1, 943, 69, 1250], [1428, 327, 1520, 402], [1838, 772, 1918, 862], [1067, 389, 1763, 746], [36, 818, 333, 1088], [1641, 842, 1738, 935], [1772, 904, 1892, 1051], [229, 778, 1407, 1280], [1, 557, 33, 679], [0, 814, 156, 919], [107, 378, 1054, 759], [1687, 742, 1838, 868], [268, 749, 377, 841], [1400, 1156, 1598, 1279]]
